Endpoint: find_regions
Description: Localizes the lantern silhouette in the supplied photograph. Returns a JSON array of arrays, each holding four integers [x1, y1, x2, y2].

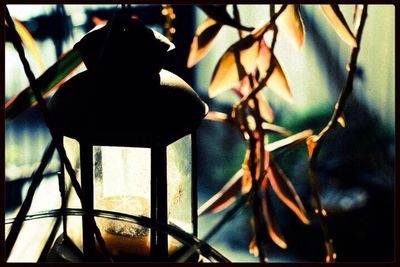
[[47, 12, 207, 261]]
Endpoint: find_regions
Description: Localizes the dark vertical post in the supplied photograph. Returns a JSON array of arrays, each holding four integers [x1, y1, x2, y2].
[[151, 146, 168, 260], [57, 170, 67, 235], [80, 142, 95, 260], [191, 133, 198, 237]]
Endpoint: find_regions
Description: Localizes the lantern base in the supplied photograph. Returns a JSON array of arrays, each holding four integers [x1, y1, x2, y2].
[[46, 234, 199, 262]]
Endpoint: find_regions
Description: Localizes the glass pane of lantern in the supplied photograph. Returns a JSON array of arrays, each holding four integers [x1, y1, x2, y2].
[[63, 137, 83, 251], [167, 134, 192, 233], [93, 146, 151, 217], [93, 146, 151, 258]]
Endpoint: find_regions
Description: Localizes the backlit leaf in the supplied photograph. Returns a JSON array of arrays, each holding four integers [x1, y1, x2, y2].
[[198, 5, 253, 31], [353, 5, 364, 31], [241, 148, 252, 194], [268, 161, 310, 224], [276, 5, 304, 49], [266, 129, 313, 152], [249, 217, 259, 257], [262, 122, 291, 136], [257, 39, 294, 103], [205, 111, 229, 122], [337, 112, 346, 128], [12, 18, 44, 73], [5, 49, 82, 121], [198, 169, 243, 216], [209, 35, 260, 98], [261, 180, 287, 249], [187, 18, 223, 68], [320, 5, 357, 47], [256, 92, 274, 123], [306, 135, 319, 158], [240, 75, 274, 123]]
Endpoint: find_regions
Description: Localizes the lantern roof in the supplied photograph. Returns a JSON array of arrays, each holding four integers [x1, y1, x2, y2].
[[48, 14, 208, 147]]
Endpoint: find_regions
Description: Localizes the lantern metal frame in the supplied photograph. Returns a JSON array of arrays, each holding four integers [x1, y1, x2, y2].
[[5, 208, 229, 262]]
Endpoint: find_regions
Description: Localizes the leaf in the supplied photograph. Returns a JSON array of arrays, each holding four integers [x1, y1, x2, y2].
[[257, 39, 294, 103], [205, 111, 229, 122], [197, 5, 254, 31], [267, 160, 310, 224], [208, 35, 260, 98], [262, 122, 291, 136], [12, 18, 44, 73], [256, 92, 274, 123], [5, 49, 82, 121], [241, 148, 252, 194], [276, 5, 304, 49], [187, 18, 223, 68], [240, 75, 274, 123], [248, 217, 259, 257], [337, 112, 346, 128], [266, 129, 313, 152], [320, 5, 357, 47], [353, 5, 364, 31], [306, 135, 319, 158], [261, 180, 287, 249], [198, 169, 243, 216]]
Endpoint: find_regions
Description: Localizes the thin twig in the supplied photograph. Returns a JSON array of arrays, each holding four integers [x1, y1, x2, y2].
[[307, 5, 368, 263], [5, 141, 55, 258], [5, 7, 111, 261]]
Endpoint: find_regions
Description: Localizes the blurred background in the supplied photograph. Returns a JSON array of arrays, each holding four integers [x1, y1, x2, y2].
[[4, 4, 395, 262]]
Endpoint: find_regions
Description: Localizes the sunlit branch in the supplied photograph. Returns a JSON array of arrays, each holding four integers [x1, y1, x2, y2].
[[307, 5, 368, 263]]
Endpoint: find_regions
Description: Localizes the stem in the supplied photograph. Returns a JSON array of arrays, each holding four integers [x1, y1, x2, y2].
[[5, 7, 111, 261], [307, 5, 368, 263]]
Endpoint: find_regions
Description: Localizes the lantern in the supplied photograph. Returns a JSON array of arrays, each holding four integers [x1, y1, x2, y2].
[[47, 12, 207, 262]]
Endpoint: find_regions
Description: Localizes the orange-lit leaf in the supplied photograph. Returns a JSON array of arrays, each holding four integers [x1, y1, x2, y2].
[[266, 129, 313, 152], [187, 18, 223, 68], [252, 19, 271, 39], [306, 135, 319, 158], [262, 122, 291, 136], [337, 112, 346, 128], [198, 5, 253, 31], [205, 111, 229, 122], [249, 217, 259, 257], [249, 237, 259, 257], [209, 35, 260, 98], [257, 39, 294, 103], [257, 92, 274, 123], [268, 161, 310, 224], [276, 5, 304, 49], [261, 180, 287, 249], [5, 49, 82, 121], [324, 239, 336, 262], [320, 5, 357, 47], [198, 169, 243, 215], [353, 5, 364, 31], [92, 15, 108, 26], [241, 148, 252, 194], [13, 18, 44, 73]]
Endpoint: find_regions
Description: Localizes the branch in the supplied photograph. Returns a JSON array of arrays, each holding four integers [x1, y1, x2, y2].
[[5, 7, 111, 261], [307, 5, 368, 263]]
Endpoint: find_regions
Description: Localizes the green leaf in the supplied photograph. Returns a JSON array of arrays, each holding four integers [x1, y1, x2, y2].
[[5, 49, 82, 121]]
